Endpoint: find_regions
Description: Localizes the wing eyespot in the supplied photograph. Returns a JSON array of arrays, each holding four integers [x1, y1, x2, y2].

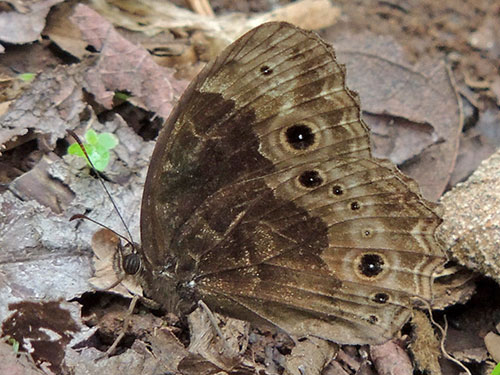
[[332, 185, 343, 196], [298, 170, 323, 188], [260, 65, 273, 75], [372, 292, 389, 304], [285, 124, 315, 150], [358, 253, 385, 278]]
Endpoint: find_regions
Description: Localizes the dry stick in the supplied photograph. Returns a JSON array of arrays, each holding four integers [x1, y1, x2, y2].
[[198, 300, 233, 354], [187, 0, 214, 17], [463, 71, 490, 90], [458, 86, 479, 110], [198, 300, 225, 339], [445, 62, 465, 144], [100, 295, 139, 359]]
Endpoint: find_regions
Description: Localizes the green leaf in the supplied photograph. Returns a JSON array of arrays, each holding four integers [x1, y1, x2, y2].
[[85, 129, 98, 145], [114, 91, 131, 101], [97, 133, 119, 149], [18, 73, 35, 82], [7, 337, 19, 354], [67, 130, 119, 171], [67, 142, 85, 157], [93, 151, 110, 171], [492, 362, 500, 375]]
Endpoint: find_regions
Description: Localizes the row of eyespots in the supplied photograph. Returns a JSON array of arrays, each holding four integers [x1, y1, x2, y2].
[[262, 63, 392, 310], [285, 124, 361, 205], [368, 292, 390, 324]]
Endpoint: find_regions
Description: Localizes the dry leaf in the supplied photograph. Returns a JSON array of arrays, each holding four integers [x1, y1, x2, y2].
[[0, 0, 63, 45], [1, 300, 91, 374], [70, 4, 186, 118], [89, 229, 143, 297], [9, 152, 74, 214], [90, 0, 340, 43], [409, 311, 442, 375], [330, 33, 462, 200], [284, 337, 337, 375], [0, 64, 86, 154], [184, 307, 251, 372], [43, 0, 89, 60], [370, 340, 413, 375]]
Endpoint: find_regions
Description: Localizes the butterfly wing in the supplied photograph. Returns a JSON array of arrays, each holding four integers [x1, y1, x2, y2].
[[140, 22, 445, 344]]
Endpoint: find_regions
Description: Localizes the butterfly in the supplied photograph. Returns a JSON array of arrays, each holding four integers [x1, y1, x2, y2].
[[121, 21, 446, 345]]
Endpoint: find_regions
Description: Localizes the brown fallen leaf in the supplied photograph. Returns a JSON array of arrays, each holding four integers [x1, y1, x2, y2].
[[432, 266, 477, 310], [484, 322, 500, 362], [183, 307, 252, 372], [0, 341, 43, 375], [9, 152, 74, 214], [70, 4, 187, 119], [328, 32, 462, 200], [370, 340, 413, 375], [284, 337, 337, 375], [409, 311, 442, 375], [448, 106, 500, 186], [90, 0, 340, 44], [43, 0, 89, 60], [1, 300, 88, 374], [89, 229, 143, 298], [0, 0, 63, 45], [0, 63, 86, 155]]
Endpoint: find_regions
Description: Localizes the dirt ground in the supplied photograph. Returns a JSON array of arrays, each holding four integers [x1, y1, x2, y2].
[[0, 0, 499, 374]]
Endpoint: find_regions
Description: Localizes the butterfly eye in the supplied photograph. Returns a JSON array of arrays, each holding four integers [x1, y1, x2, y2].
[[260, 65, 273, 75], [123, 253, 141, 275], [298, 170, 323, 188], [285, 124, 315, 150], [358, 253, 384, 277]]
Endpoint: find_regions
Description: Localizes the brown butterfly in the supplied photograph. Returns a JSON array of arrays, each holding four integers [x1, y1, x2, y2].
[[125, 21, 446, 345]]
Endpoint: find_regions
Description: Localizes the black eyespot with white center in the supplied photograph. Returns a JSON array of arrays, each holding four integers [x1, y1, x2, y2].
[[298, 170, 323, 188], [332, 185, 343, 195], [373, 293, 389, 304], [260, 65, 273, 75], [359, 253, 384, 277], [351, 201, 360, 210], [368, 315, 378, 324], [285, 124, 315, 150]]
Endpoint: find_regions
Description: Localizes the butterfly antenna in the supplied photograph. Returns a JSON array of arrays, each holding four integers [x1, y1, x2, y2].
[[67, 129, 135, 247], [69, 213, 132, 244]]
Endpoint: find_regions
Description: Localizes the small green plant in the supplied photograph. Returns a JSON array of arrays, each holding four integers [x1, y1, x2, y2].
[[492, 362, 500, 375], [114, 91, 131, 101], [6, 336, 20, 354], [17, 72, 35, 82], [67, 129, 119, 171]]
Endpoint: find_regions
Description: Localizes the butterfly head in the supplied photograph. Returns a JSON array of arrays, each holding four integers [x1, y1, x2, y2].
[[121, 243, 142, 276]]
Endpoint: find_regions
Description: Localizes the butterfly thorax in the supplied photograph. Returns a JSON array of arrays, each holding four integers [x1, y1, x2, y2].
[[138, 256, 200, 316]]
